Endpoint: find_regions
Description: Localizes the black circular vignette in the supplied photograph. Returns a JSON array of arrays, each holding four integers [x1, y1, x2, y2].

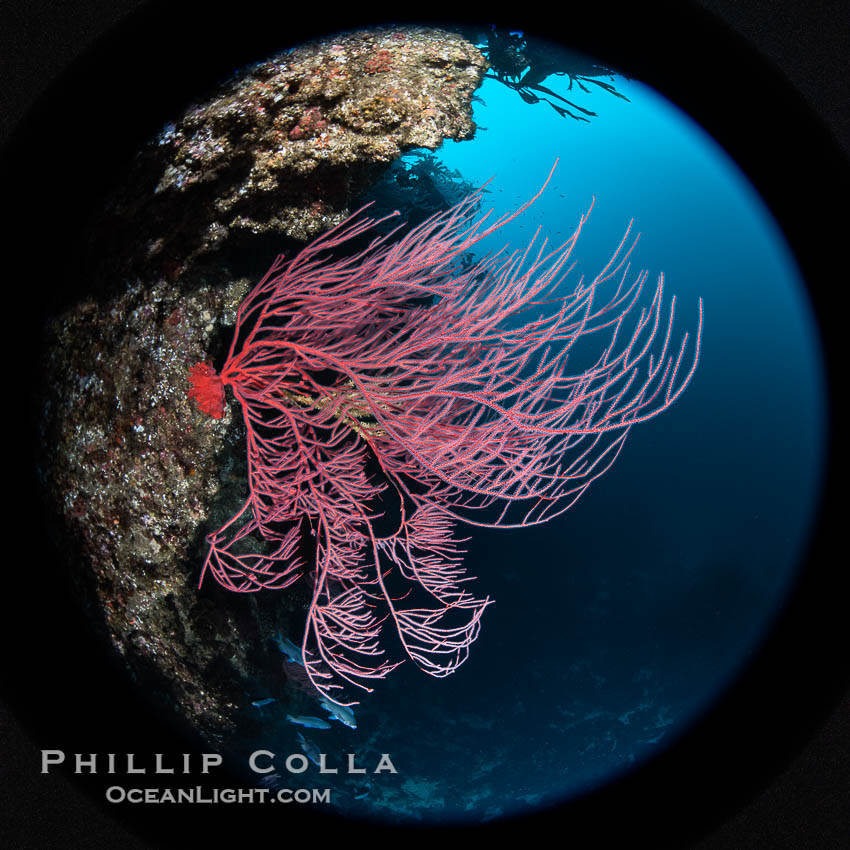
[[2, 1, 846, 847]]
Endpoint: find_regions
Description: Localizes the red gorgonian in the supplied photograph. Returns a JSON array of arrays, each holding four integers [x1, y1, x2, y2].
[[189, 163, 703, 705]]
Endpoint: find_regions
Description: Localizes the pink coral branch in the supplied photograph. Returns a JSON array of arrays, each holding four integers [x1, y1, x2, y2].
[[191, 161, 702, 704]]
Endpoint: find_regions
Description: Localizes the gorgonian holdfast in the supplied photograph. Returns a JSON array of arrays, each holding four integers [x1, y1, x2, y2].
[[189, 161, 703, 705]]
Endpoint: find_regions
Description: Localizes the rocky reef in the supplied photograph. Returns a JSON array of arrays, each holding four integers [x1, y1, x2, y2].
[[99, 26, 486, 273], [38, 25, 487, 742]]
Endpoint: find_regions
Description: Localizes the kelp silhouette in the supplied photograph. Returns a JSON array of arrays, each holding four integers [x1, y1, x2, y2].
[[190, 163, 702, 705], [480, 27, 629, 121]]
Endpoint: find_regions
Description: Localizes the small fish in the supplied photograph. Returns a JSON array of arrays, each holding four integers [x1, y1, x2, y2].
[[286, 714, 332, 730], [272, 633, 304, 665], [296, 732, 322, 767], [319, 696, 357, 729], [251, 697, 277, 709], [259, 772, 283, 788], [351, 779, 372, 800]]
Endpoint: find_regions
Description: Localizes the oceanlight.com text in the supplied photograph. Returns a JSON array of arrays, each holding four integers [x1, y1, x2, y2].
[[105, 786, 331, 804]]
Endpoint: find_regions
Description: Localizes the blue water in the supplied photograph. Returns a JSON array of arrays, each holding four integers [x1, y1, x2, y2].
[[252, 44, 827, 825]]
